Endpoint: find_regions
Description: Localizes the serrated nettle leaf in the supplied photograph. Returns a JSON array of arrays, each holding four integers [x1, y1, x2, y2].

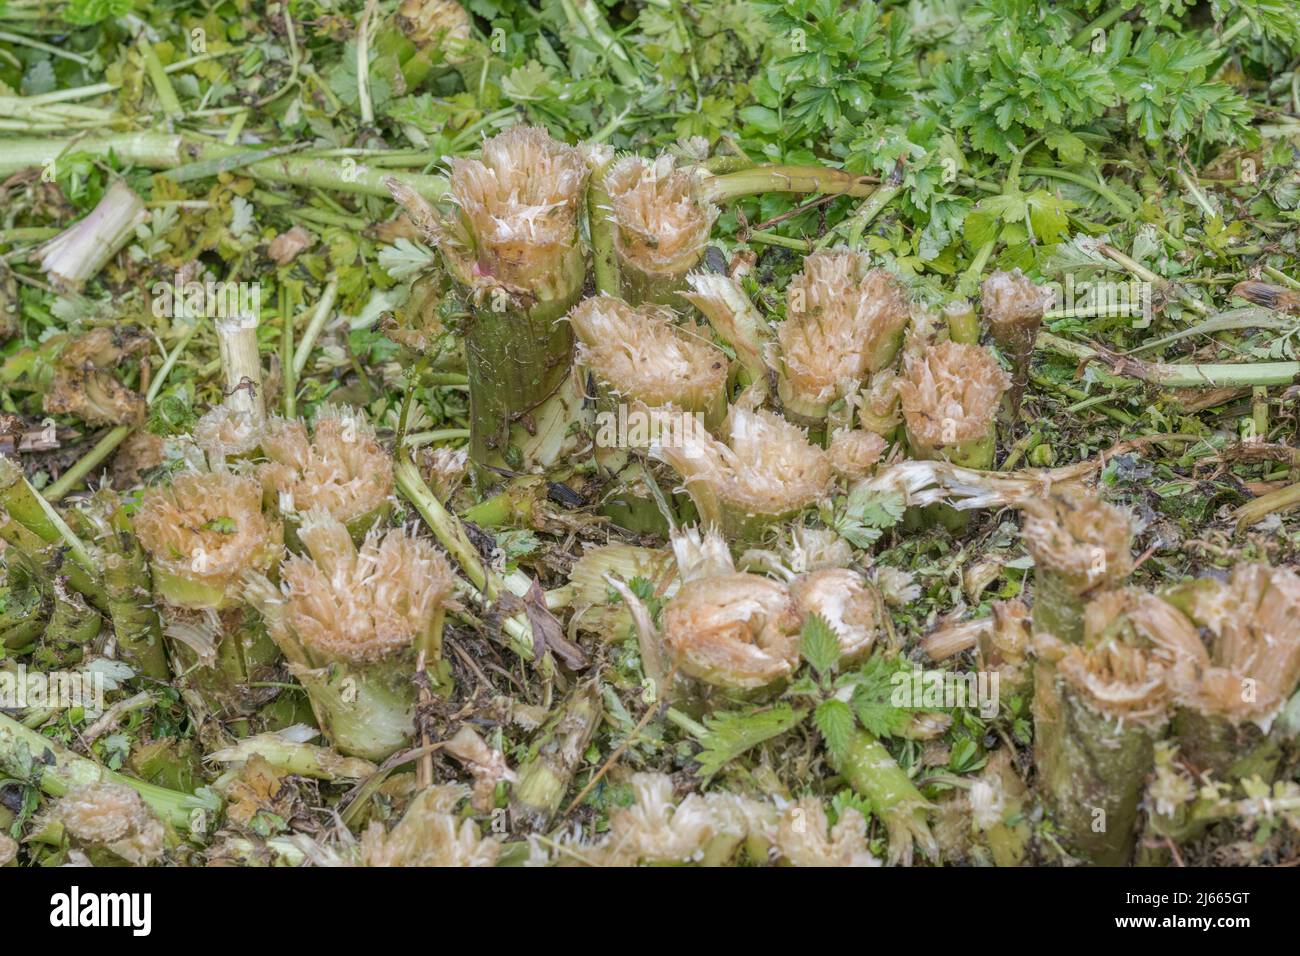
[[813, 699, 856, 758], [801, 612, 843, 676]]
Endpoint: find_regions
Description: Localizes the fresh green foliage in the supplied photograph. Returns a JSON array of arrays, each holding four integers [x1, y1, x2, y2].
[[692, 703, 807, 780], [799, 612, 841, 678], [62, 0, 134, 25], [833, 486, 906, 548], [846, 653, 933, 738]]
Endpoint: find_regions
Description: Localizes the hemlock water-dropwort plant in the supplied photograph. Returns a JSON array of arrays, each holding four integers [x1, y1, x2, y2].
[[4, 0, 1300, 880]]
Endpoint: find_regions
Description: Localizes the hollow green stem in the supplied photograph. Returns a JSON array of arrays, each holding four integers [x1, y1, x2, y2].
[[0, 711, 220, 831]]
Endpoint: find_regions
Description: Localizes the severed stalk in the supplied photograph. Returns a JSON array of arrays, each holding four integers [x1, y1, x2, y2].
[[603, 154, 718, 306], [38, 179, 149, 291], [0, 711, 220, 831], [510, 678, 603, 829], [388, 126, 590, 480], [776, 252, 911, 427], [823, 722, 937, 866], [245, 510, 455, 760], [650, 402, 833, 544], [82, 491, 170, 680], [1033, 589, 1174, 865], [214, 312, 265, 426], [684, 272, 775, 391], [571, 294, 730, 438], [1231, 280, 1300, 316], [257, 405, 394, 547], [570, 294, 728, 531], [980, 269, 1053, 421], [895, 340, 1009, 470], [1154, 564, 1300, 780], [134, 471, 284, 715], [1020, 492, 1134, 644], [662, 571, 802, 696]]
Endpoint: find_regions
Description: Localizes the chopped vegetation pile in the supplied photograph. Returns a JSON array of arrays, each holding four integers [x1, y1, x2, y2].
[[1, 0, 1300, 868]]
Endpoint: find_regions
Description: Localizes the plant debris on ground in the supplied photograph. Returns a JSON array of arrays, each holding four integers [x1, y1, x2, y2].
[[0, 0, 1299, 869]]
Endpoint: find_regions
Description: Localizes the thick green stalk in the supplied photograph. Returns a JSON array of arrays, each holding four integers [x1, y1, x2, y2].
[[587, 155, 619, 296], [944, 299, 979, 345], [827, 723, 936, 866], [1036, 332, 1299, 387], [0, 711, 220, 831], [1033, 663, 1160, 865], [465, 275, 585, 478], [1171, 711, 1279, 782], [0, 134, 451, 202], [168, 609, 283, 719], [1031, 567, 1094, 645], [288, 652, 423, 762], [40, 581, 102, 665], [100, 521, 170, 680]]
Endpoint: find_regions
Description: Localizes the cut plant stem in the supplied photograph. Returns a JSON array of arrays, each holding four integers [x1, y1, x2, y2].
[[390, 127, 589, 478], [93, 493, 170, 680], [826, 721, 936, 866], [819, 175, 904, 251], [651, 404, 832, 544], [1233, 480, 1300, 531], [586, 147, 619, 295], [943, 299, 979, 345], [394, 455, 553, 656], [1033, 592, 1172, 865], [245, 510, 455, 760], [510, 678, 603, 829], [38, 180, 149, 291], [896, 341, 1009, 471], [0, 712, 219, 830], [684, 273, 774, 389], [0, 134, 452, 202], [604, 155, 718, 306], [1155, 565, 1300, 779], [661, 571, 801, 693], [0, 456, 97, 576], [1021, 492, 1134, 643], [981, 269, 1053, 420], [215, 315, 265, 424], [696, 164, 877, 204], [258, 406, 394, 546], [775, 252, 911, 425], [1034, 331, 1300, 387]]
